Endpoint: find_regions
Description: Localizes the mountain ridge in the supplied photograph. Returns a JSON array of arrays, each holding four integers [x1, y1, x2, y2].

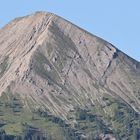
[[1, 11, 139, 62], [0, 11, 140, 139]]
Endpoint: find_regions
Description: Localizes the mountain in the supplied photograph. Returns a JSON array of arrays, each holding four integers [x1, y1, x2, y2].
[[0, 11, 140, 140]]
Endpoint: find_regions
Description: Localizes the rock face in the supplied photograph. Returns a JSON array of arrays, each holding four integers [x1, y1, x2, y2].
[[0, 12, 140, 140]]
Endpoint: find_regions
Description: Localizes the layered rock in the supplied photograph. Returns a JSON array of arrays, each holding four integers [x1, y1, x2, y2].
[[0, 12, 140, 139]]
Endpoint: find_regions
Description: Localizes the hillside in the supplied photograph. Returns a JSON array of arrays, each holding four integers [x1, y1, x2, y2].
[[0, 12, 140, 140]]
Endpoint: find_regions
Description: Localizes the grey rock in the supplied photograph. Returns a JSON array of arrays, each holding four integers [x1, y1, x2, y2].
[[0, 11, 140, 139]]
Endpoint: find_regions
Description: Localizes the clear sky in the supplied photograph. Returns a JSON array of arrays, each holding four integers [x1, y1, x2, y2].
[[0, 0, 139, 61]]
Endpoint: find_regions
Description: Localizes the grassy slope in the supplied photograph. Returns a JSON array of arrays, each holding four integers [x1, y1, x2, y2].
[[0, 90, 140, 140], [0, 92, 66, 140]]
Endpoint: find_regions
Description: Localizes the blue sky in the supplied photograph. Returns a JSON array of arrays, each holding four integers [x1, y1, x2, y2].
[[0, 0, 139, 61]]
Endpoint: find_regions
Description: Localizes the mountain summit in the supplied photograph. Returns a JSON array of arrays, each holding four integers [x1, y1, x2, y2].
[[0, 12, 140, 140]]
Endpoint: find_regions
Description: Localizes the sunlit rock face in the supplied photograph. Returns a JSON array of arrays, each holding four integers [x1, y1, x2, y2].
[[0, 12, 139, 140]]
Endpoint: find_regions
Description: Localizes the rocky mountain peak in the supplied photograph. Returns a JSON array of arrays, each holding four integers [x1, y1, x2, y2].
[[0, 11, 117, 96], [0, 12, 140, 139]]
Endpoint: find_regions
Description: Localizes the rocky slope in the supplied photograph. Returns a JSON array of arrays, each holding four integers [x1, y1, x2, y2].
[[0, 12, 140, 140]]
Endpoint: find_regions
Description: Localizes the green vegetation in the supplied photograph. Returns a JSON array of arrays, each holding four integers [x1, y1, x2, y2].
[[100, 94, 140, 140], [0, 91, 83, 140], [0, 91, 67, 139], [71, 107, 114, 139], [0, 89, 140, 139], [67, 94, 140, 140]]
